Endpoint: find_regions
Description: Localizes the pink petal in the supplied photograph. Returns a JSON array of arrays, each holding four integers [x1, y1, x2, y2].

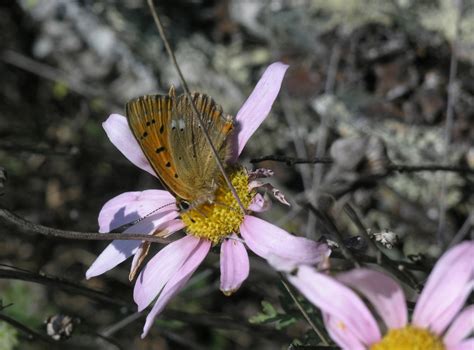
[[129, 222, 185, 277], [413, 241, 474, 334], [159, 219, 185, 237], [240, 215, 330, 271], [444, 305, 474, 346], [103, 114, 156, 177], [337, 269, 408, 329], [248, 193, 271, 212], [86, 240, 140, 280], [141, 239, 211, 338], [429, 282, 473, 336], [323, 313, 366, 350], [98, 190, 177, 233], [86, 216, 165, 279], [220, 236, 250, 295], [134, 235, 201, 311], [288, 266, 381, 346], [230, 62, 289, 161], [448, 339, 474, 350]]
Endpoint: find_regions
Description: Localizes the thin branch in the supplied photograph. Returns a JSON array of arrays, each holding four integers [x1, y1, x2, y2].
[[146, 0, 246, 214], [100, 311, 142, 337], [0, 141, 79, 157], [0, 302, 14, 312], [280, 91, 318, 238], [0, 208, 172, 243], [280, 92, 313, 201], [316, 38, 342, 184], [0, 265, 287, 341], [251, 155, 473, 174], [343, 203, 382, 263], [0, 312, 57, 345], [0, 267, 132, 309], [437, 0, 463, 245], [165, 309, 288, 341], [1, 50, 109, 102], [329, 251, 431, 273], [342, 203, 421, 291], [388, 163, 471, 173], [324, 40, 342, 94], [160, 328, 209, 350], [280, 278, 330, 346], [448, 213, 473, 249], [303, 202, 361, 268], [307, 39, 342, 237], [251, 155, 333, 166], [83, 330, 123, 350], [0, 311, 123, 350]]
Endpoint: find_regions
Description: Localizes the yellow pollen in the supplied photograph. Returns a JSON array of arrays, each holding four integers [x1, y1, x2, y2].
[[180, 168, 255, 244], [371, 326, 445, 350], [337, 321, 347, 331]]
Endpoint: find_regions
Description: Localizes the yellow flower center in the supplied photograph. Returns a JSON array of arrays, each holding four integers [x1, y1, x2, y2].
[[371, 326, 445, 350], [180, 167, 255, 244]]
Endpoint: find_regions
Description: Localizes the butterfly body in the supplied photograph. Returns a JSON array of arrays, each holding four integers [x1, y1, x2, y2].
[[126, 88, 234, 209]]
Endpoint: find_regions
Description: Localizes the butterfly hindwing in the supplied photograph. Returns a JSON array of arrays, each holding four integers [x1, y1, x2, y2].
[[169, 93, 234, 201]]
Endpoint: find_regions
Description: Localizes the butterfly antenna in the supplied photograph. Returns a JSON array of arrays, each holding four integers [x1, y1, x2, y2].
[[110, 202, 175, 233], [139, 202, 176, 222], [147, 0, 246, 214]]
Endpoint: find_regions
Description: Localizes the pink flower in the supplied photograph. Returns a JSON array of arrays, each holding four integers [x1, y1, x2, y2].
[[289, 241, 474, 350], [86, 62, 330, 338]]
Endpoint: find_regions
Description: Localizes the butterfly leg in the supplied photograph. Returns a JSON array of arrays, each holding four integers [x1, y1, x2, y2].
[[211, 201, 242, 214]]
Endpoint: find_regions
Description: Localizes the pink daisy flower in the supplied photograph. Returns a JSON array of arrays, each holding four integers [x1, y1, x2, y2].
[[289, 241, 474, 350], [86, 62, 330, 338]]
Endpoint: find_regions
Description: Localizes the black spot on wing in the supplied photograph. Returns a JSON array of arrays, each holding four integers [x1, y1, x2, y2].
[[156, 147, 166, 154], [165, 162, 171, 168]]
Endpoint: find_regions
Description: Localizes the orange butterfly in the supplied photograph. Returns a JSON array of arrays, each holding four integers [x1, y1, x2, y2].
[[126, 87, 234, 210], [125, 87, 234, 280]]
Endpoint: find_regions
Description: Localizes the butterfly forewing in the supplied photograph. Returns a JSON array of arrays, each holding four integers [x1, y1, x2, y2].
[[126, 95, 179, 195]]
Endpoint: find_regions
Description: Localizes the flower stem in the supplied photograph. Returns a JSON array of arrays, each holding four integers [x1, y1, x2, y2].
[[280, 277, 330, 346]]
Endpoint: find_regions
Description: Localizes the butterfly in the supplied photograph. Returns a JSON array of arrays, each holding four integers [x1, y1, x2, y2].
[[125, 87, 234, 280], [126, 86, 234, 208]]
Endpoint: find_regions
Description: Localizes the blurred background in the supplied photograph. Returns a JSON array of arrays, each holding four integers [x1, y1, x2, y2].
[[0, 0, 473, 349]]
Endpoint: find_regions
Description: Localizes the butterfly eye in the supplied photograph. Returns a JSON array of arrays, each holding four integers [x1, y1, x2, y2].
[[178, 200, 190, 211]]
